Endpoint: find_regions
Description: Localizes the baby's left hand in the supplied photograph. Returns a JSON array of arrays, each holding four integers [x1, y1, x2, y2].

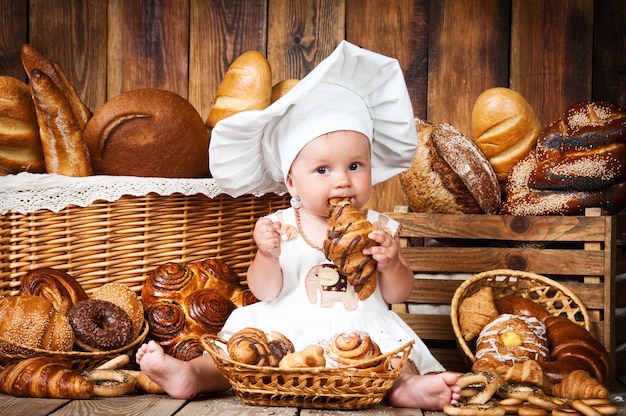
[[363, 229, 401, 273]]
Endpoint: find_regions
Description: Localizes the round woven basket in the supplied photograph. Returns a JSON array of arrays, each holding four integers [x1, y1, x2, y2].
[[450, 269, 589, 364], [201, 334, 414, 410], [0, 320, 149, 372]]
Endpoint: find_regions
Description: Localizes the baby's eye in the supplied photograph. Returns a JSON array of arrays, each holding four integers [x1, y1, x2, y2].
[[349, 163, 360, 171], [317, 166, 328, 174]]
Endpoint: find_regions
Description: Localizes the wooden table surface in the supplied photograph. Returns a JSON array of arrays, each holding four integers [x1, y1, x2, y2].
[[1, 380, 625, 416]]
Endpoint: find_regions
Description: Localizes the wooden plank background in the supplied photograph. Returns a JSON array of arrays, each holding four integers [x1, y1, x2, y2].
[[0, 0, 625, 212]]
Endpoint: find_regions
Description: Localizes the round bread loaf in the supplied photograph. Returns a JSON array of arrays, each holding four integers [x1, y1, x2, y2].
[[84, 88, 210, 178], [471, 87, 541, 186], [399, 119, 501, 214], [0, 76, 45, 174], [206, 50, 272, 129]]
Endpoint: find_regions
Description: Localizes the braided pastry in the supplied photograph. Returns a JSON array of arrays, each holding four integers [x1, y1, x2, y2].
[[279, 345, 326, 369], [502, 101, 626, 215], [324, 330, 383, 370], [323, 197, 377, 300], [226, 327, 294, 367]]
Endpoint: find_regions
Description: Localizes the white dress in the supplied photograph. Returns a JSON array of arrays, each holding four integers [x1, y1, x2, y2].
[[221, 207, 445, 374]]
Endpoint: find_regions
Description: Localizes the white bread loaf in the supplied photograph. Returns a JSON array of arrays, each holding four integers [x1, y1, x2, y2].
[[399, 119, 501, 214], [0, 76, 45, 174], [471, 87, 541, 186], [84, 88, 210, 178], [205, 50, 272, 129], [271, 78, 299, 104]]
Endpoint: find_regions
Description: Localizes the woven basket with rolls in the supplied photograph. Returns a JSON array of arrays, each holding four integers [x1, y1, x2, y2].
[[0, 188, 290, 371], [450, 269, 589, 365], [201, 334, 414, 410]]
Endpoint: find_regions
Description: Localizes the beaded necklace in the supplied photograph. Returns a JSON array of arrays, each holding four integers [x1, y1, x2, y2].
[[294, 208, 324, 252]]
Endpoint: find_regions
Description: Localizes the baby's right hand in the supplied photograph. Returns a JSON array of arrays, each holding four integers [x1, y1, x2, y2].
[[253, 217, 282, 258]]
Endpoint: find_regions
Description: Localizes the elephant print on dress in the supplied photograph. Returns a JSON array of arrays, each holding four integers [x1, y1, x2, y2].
[[305, 264, 358, 310]]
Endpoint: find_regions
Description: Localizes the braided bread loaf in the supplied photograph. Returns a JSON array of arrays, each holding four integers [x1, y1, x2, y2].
[[502, 101, 626, 215]]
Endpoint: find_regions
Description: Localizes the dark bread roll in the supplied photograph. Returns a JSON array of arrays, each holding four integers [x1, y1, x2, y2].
[[84, 88, 210, 178], [0, 76, 45, 174], [399, 119, 501, 214]]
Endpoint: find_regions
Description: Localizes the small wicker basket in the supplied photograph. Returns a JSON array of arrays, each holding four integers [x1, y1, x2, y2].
[[201, 334, 414, 410], [450, 269, 590, 364], [0, 321, 149, 372]]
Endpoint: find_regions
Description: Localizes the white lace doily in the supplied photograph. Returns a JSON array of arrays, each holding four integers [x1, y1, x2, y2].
[[0, 172, 241, 215]]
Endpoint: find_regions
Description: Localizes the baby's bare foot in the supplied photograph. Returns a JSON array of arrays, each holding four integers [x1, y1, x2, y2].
[[387, 371, 460, 410], [136, 340, 199, 399]]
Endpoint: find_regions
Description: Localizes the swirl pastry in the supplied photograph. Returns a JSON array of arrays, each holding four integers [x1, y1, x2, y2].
[[324, 330, 384, 370], [323, 197, 377, 300], [185, 289, 235, 334], [472, 314, 549, 372], [142, 262, 197, 305], [19, 268, 88, 316], [141, 258, 256, 360], [226, 327, 295, 367]]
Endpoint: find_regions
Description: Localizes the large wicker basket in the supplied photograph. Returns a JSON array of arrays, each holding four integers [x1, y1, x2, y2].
[[0, 189, 290, 370], [201, 334, 414, 410], [450, 269, 590, 364]]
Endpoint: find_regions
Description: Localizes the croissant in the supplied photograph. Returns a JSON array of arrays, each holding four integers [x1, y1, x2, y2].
[[0, 356, 93, 399], [19, 267, 88, 316], [458, 286, 499, 341], [226, 327, 295, 367], [323, 197, 377, 300], [551, 369, 609, 400]]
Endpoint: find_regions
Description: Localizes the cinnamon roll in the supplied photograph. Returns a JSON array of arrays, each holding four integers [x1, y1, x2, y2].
[[142, 262, 196, 305], [185, 289, 235, 334], [324, 330, 383, 370]]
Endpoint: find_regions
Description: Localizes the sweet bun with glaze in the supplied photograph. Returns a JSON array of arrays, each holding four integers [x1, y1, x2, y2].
[[399, 119, 501, 214], [83, 88, 210, 178]]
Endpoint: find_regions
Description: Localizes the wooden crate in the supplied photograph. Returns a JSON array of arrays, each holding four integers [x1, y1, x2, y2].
[[388, 207, 626, 380]]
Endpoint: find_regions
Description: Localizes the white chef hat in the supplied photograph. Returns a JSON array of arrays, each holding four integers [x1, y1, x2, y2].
[[209, 40, 418, 197]]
